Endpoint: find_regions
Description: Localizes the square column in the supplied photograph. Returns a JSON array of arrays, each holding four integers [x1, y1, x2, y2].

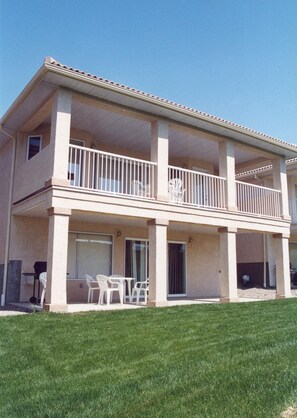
[[272, 158, 290, 220], [147, 218, 169, 307], [219, 227, 239, 303], [49, 88, 72, 184], [45, 207, 71, 312], [219, 140, 237, 211], [273, 233, 291, 299], [151, 120, 169, 201]]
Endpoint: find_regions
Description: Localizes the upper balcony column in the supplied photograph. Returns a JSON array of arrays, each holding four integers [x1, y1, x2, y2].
[[272, 157, 290, 220], [219, 140, 237, 211], [48, 88, 72, 186], [151, 120, 169, 202]]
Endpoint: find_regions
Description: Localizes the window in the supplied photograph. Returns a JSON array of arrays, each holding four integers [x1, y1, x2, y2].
[[70, 138, 85, 147], [67, 233, 113, 279], [27, 135, 42, 160]]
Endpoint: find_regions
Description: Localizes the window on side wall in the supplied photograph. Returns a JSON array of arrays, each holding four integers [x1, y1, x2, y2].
[[27, 135, 42, 160]]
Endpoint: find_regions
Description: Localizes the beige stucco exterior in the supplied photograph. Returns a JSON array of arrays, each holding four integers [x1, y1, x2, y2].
[[1, 58, 297, 311]]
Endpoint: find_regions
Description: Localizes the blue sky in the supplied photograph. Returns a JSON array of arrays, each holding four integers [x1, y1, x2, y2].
[[1, 0, 297, 143]]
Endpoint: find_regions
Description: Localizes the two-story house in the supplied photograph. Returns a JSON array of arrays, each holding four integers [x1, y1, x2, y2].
[[1, 57, 297, 312]]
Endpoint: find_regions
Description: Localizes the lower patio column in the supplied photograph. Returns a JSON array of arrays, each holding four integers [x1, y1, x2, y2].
[[147, 218, 169, 307], [273, 233, 291, 299], [218, 227, 239, 303], [45, 207, 71, 312]]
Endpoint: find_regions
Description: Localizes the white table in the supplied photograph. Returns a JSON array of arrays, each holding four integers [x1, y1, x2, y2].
[[109, 276, 134, 303]]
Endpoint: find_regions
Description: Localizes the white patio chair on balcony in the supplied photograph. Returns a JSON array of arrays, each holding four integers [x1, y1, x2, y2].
[[131, 279, 149, 305], [168, 178, 185, 204], [131, 180, 146, 197], [85, 274, 100, 303], [39, 272, 47, 307], [96, 274, 123, 305]]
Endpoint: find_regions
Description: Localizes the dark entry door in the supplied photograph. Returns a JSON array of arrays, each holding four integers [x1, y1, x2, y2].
[[168, 243, 186, 295]]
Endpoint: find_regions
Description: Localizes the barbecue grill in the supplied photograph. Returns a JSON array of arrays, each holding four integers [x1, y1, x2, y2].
[[29, 261, 47, 304]]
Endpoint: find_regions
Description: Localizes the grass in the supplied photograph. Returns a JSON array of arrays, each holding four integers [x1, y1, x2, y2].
[[1, 300, 297, 418]]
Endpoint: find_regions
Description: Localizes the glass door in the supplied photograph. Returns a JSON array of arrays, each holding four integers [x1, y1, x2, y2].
[[168, 242, 186, 296], [125, 239, 149, 282]]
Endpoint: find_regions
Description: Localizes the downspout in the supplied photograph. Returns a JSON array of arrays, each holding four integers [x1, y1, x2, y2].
[[0, 125, 17, 306]]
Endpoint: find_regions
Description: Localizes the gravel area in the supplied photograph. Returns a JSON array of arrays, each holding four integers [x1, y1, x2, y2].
[[238, 287, 297, 299]]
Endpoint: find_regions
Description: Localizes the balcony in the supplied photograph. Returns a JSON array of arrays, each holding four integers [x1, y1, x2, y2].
[[68, 145, 282, 219]]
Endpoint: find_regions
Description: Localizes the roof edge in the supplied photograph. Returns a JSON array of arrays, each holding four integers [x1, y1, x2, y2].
[[0, 59, 49, 126], [2, 57, 297, 156], [43, 58, 297, 153]]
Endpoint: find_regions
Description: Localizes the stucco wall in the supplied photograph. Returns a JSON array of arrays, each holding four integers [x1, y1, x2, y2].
[[186, 233, 220, 297], [9, 216, 48, 302], [11, 215, 221, 303], [13, 126, 53, 202], [237, 233, 264, 263], [0, 140, 13, 265]]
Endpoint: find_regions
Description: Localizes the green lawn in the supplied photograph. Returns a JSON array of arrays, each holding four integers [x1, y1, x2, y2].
[[1, 300, 297, 418]]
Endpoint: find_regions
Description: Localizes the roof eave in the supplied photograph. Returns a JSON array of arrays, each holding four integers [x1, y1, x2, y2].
[[43, 60, 297, 156]]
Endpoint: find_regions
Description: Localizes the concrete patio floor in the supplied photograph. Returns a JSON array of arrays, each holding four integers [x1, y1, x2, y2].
[[3, 295, 272, 315], [4, 287, 296, 315]]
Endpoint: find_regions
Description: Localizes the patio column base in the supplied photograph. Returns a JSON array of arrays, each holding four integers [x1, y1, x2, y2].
[[147, 300, 168, 307], [275, 293, 292, 300], [44, 303, 68, 313], [220, 297, 239, 303]]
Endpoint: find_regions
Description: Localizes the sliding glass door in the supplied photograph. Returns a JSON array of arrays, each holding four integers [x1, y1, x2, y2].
[[125, 239, 149, 282], [125, 239, 186, 296]]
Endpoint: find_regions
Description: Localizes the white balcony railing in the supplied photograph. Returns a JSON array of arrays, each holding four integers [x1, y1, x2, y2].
[[289, 199, 297, 223], [236, 181, 281, 218], [68, 146, 282, 219], [68, 145, 156, 198], [168, 166, 226, 209]]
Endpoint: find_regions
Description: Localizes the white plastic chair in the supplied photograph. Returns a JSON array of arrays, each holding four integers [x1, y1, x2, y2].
[[168, 178, 185, 204], [108, 275, 124, 303], [131, 180, 146, 196], [39, 272, 47, 307], [85, 274, 100, 303], [131, 279, 149, 304], [96, 274, 123, 305]]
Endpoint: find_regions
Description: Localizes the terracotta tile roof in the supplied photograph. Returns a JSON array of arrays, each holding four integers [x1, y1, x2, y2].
[[46, 57, 294, 147], [236, 157, 297, 178]]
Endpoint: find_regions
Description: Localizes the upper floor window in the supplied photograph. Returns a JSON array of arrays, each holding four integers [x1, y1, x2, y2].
[[27, 135, 42, 160]]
